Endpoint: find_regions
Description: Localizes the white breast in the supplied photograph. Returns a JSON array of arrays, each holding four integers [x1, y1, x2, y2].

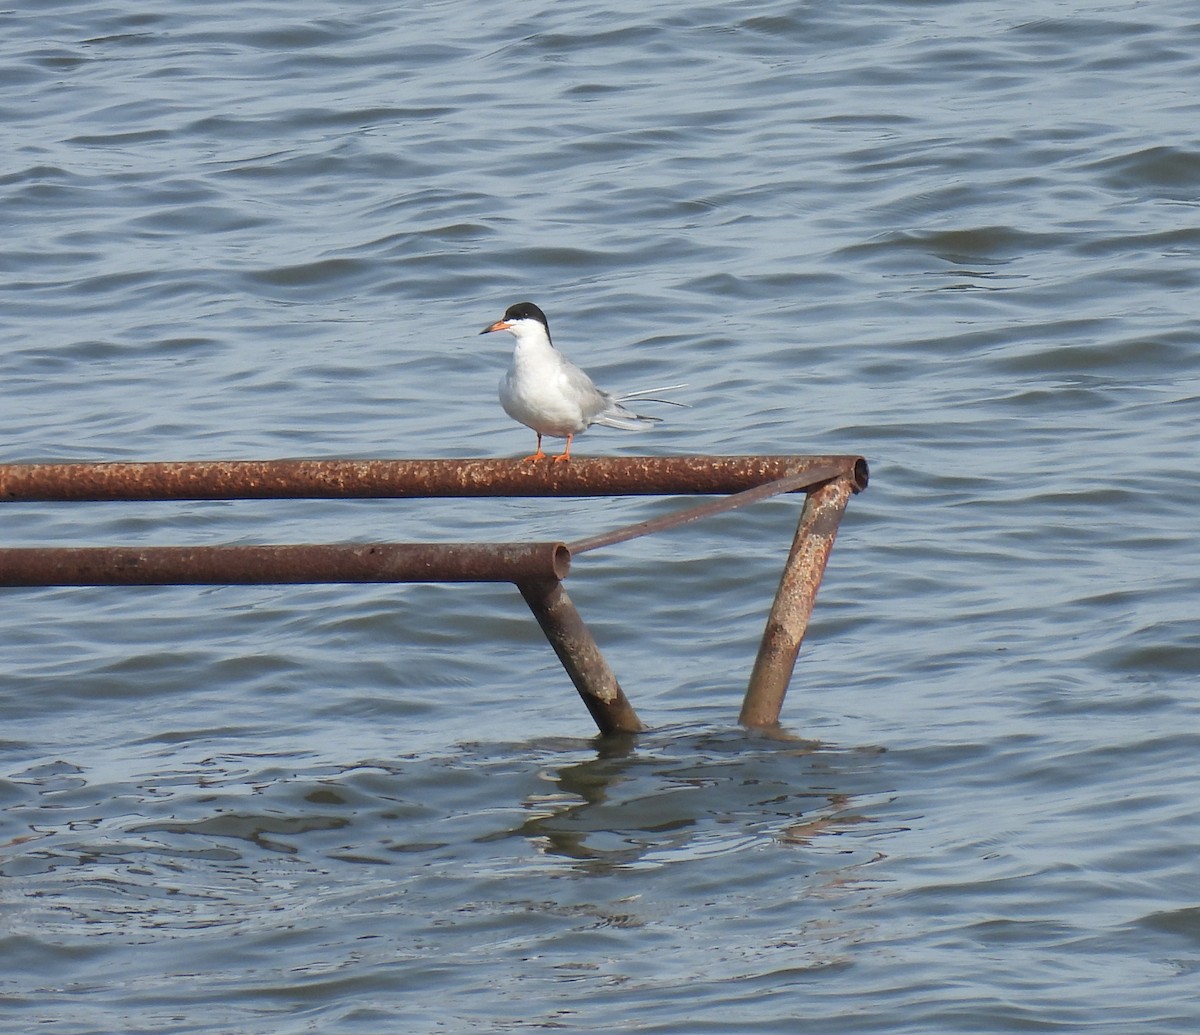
[[499, 340, 607, 437]]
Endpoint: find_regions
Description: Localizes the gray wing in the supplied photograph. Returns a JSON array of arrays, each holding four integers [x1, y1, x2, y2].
[[557, 360, 613, 426]]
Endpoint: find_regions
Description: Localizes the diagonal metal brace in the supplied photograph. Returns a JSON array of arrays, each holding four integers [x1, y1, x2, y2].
[[517, 579, 644, 735]]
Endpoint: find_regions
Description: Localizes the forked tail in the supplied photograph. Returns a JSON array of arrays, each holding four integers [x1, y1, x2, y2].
[[594, 384, 688, 431]]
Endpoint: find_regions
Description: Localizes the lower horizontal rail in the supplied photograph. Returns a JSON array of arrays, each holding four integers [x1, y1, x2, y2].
[[0, 542, 571, 587]]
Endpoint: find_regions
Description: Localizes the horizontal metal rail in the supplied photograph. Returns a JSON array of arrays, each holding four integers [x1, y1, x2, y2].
[[0, 542, 570, 587], [0, 455, 867, 502]]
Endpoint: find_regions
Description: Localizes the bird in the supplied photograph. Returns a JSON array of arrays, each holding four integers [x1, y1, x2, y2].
[[480, 301, 685, 462]]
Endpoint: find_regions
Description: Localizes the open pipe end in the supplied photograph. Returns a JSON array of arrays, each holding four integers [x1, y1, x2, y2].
[[853, 457, 869, 493], [552, 543, 572, 580]]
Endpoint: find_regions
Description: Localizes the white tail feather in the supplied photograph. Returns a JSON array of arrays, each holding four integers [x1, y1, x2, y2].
[[593, 383, 688, 431], [617, 383, 689, 407]]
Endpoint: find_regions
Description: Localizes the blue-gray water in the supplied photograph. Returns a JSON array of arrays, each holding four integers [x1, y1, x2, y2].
[[3, 2, 1199, 1031]]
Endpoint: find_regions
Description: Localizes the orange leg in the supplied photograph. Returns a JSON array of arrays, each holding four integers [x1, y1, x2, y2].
[[521, 433, 548, 462], [552, 433, 573, 463]]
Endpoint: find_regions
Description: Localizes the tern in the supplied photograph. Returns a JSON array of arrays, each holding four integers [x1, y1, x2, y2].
[[480, 301, 685, 462]]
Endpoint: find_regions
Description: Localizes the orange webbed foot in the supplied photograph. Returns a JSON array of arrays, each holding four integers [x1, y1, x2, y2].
[[551, 434, 573, 463], [519, 434, 548, 462]]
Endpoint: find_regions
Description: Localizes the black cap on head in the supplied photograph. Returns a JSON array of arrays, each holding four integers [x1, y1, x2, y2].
[[503, 301, 548, 329]]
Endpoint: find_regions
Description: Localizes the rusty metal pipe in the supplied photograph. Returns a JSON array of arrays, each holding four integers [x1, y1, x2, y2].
[[0, 456, 867, 502], [0, 453, 870, 733], [517, 579, 644, 736], [739, 475, 854, 729], [0, 542, 571, 587]]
